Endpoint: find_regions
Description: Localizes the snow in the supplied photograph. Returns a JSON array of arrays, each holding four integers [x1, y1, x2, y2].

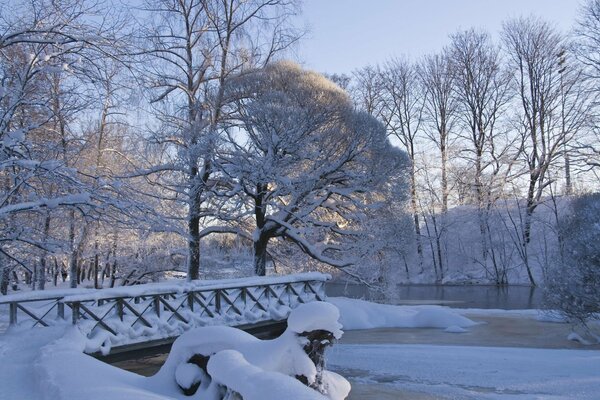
[[329, 297, 478, 330], [567, 332, 593, 345], [287, 301, 343, 339], [207, 350, 328, 400], [0, 272, 329, 303], [0, 301, 347, 400], [444, 325, 468, 333], [2, 297, 600, 399], [174, 362, 203, 389], [327, 344, 600, 400], [149, 302, 350, 399]]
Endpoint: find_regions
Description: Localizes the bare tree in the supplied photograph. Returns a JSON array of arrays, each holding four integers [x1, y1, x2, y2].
[[377, 58, 426, 269], [502, 17, 591, 285], [449, 29, 511, 274], [419, 51, 458, 213], [0, 0, 127, 293], [134, 0, 300, 280], [575, 0, 600, 81]]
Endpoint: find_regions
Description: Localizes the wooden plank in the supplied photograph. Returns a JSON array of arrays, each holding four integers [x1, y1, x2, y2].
[[189, 292, 215, 318], [287, 284, 306, 304], [121, 300, 153, 328], [57, 302, 65, 320], [158, 297, 188, 324], [77, 303, 118, 336], [30, 302, 58, 327], [245, 289, 268, 312], [71, 302, 80, 324], [9, 303, 17, 325], [305, 281, 325, 301], [16, 304, 49, 327], [220, 290, 242, 315], [266, 286, 287, 306]]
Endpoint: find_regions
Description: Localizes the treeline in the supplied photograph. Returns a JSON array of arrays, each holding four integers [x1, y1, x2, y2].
[[0, 0, 411, 294], [2, 0, 600, 294], [336, 4, 600, 285]]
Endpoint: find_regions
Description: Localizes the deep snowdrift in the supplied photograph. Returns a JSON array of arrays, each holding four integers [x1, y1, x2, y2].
[[329, 297, 478, 330]]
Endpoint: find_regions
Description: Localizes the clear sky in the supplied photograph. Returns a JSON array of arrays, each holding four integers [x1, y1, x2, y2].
[[297, 0, 583, 74]]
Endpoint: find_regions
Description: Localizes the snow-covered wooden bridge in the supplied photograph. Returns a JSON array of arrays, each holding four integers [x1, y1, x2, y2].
[[0, 273, 329, 356]]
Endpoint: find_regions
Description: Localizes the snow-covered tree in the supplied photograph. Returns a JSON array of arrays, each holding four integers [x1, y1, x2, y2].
[[133, 0, 300, 280], [502, 17, 592, 285], [0, 0, 127, 293], [545, 193, 600, 332], [220, 61, 406, 276]]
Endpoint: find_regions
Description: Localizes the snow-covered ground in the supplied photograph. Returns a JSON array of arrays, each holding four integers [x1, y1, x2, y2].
[[0, 297, 598, 400]]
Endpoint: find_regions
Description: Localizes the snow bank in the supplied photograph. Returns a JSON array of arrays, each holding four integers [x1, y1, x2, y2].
[[328, 297, 478, 330], [208, 349, 328, 400], [4, 301, 349, 400]]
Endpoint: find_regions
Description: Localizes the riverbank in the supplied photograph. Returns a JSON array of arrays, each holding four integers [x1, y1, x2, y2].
[[341, 310, 600, 350], [111, 309, 599, 399]]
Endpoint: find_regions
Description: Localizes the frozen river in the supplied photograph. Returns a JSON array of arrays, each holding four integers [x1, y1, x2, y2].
[[325, 283, 542, 309]]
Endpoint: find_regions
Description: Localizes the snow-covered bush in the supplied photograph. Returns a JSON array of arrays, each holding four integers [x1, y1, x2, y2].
[[545, 193, 600, 333], [154, 301, 350, 400]]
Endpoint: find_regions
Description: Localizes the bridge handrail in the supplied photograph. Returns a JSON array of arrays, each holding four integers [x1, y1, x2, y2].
[[0, 272, 330, 304], [1, 273, 330, 331]]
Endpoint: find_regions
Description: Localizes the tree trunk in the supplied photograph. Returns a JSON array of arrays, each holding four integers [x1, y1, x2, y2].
[[32, 262, 38, 290], [69, 211, 78, 288], [53, 258, 59, 286], [410, 163, 423, 269], [187, 161, 201, 280], [254, 235, 269, 276], [188, 211, 200, 281], [441, 136, 448, 213], [0, 266, 9, 295], [39, 213, 51, 291], [93, 241, 99, 289]]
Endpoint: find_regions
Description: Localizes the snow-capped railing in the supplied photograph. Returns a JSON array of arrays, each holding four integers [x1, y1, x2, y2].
[[0, 273, 330, 348]]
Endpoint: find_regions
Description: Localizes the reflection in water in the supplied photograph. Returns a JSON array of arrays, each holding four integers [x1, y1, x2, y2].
[[325, 283, 541, 309]]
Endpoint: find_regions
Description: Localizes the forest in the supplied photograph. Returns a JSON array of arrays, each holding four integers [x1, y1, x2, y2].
[[1, 0, 600, 295]]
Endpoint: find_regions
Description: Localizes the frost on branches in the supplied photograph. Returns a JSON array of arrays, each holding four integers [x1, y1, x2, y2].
[[217, 61, 408, 276]]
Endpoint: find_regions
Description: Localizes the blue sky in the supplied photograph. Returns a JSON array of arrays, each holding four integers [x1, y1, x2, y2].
[[297, 0, 582, 74]]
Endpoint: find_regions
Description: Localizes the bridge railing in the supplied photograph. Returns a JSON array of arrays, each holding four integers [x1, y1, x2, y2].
[[0, 273, 329, 347]]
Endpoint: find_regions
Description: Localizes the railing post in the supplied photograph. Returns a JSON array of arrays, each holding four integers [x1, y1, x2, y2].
[[9, 302, 17, 325], [116, 299, 124, 321], [57, 302, 65, 320], [240, 288, 247, 311], [265, 285, 270, 308], [215, 290, 221, 314], [187, 292, 194, 312], [153, 296, 160, 318], [71, 302, 80, 325]]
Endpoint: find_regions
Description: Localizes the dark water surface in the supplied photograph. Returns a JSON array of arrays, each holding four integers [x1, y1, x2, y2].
[[325, 283, 542, 309]]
